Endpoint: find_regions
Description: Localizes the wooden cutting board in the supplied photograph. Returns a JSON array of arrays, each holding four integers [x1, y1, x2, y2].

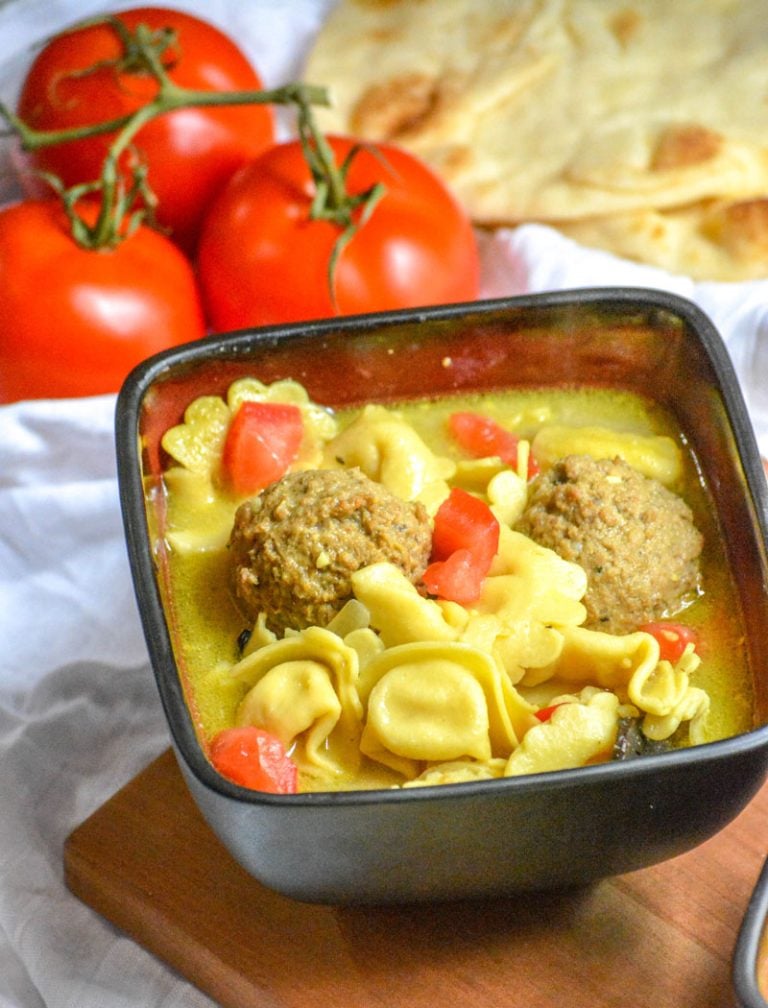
[[64, 748, 768, 1008]]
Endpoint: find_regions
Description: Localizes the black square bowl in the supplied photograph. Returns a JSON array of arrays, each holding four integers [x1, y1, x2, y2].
[[115, 288, 768, 905]]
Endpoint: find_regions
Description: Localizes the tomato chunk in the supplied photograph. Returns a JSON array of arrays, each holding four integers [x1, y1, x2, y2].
[[422, 549, 488, 607], [448, 411, 539, 478], [222, 401, 303, 496], [209, 726, 298, 794], [430, 486, 500, 565], [534, 703, 566, 723], [423, 487, 500, 604], [639, 622, 699, 663]]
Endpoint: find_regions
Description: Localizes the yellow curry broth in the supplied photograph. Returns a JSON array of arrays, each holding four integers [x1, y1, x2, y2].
[[156, 385, 753, 793]]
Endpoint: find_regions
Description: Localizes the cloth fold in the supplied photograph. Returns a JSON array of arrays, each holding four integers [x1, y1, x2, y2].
[[0, 397, 148, 692], [0, 659, 210, 1008]]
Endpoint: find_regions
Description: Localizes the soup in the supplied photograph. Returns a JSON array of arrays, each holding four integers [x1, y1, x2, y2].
[[150, 377, 752, 793]]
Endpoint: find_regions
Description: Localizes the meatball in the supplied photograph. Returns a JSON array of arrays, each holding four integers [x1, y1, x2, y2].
[[515, 454, 702, 634], [228, 467, 433, 633]]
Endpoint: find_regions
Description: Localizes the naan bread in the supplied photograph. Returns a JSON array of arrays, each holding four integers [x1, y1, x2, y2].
[[304, 0, 768, 279], [557, 198, 768, 281]]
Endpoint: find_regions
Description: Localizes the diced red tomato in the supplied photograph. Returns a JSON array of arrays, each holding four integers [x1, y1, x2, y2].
[[222, 401, 303, 496], [430, 486, 500, 565], [422, 548, 488, 607], [534, 703, 565, 723], [209, 726, 298, 794], [448, 411, 539, 478], [639, 622, 699, 663], [423, 487, 500, 604]]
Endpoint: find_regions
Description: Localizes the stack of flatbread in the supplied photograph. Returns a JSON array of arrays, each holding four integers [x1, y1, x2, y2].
[[303, 0, 768, 281]]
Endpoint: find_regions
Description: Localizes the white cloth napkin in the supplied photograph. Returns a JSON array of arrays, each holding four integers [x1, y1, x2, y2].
[[2, 3, 768, 1007]]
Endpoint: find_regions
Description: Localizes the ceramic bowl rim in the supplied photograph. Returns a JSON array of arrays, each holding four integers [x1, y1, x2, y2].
[[114, 286, 768, 809]]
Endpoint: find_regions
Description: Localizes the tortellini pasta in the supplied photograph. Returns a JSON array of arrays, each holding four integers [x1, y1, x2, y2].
[[161, 377, 338, 488], [358, 640, 536, 770], [531, 424, 683, 487], [643, 685, 710, 745], [630, 645, 708, 743], [229, 627, 364, 777], [351, 562, 459, 647], [161, 394, 231, 479], [504, 689, 621, 776], [487, 468, 529, 526], [161, 466, 237, 553], [229, 553, 706, 787], [159, 378, 340, 555], [164, 378, 715, 791], [536, 626, 661, 690], [323, 404, 455, 511], [403, 759, 507, 788], [474, 527, 589, 682]]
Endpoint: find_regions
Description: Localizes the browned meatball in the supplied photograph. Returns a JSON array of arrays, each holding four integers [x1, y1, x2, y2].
[[229, 467, 433, 633], [515, 454, 702, 634]]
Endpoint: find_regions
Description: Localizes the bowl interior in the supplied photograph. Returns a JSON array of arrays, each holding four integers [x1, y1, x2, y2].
[[117, 288, 768, 801]]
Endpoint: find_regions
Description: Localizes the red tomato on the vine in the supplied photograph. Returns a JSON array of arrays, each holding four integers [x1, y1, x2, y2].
[[0, 199, 206, 402], [16, 7, 274, 253], [196, 135, 481, 329]]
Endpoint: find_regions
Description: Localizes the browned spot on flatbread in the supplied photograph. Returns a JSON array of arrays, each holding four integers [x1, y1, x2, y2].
[[609, 8, 643, 46], [363, 26, 405, 43], [350, 72, 441, 139], [479, 12, 534, 50], [705, 198, 768, 257], [652, 124, 723, 170], [435, 143, 475, 179]]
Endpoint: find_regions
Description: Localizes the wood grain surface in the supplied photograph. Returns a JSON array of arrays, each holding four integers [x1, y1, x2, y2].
[[64, 748, 768, 1008]]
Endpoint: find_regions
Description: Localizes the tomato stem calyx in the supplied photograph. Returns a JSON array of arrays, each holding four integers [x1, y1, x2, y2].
[[0, 15, 330, 251], [296, 100, 387, 310], [54, 15, 180, 84]]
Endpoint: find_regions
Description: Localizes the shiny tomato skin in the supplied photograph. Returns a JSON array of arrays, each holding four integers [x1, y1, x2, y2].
[[0, 199, 206, 402], [16, 7, 274, 253], [639, 622, 699, 664], [196, 135, 480, 329], [430, 486, 500, 567], [222, 401, 304, 496], [422, 487, 499, 605], [209, 726, 298, 794], [448, 411, 539, 478]]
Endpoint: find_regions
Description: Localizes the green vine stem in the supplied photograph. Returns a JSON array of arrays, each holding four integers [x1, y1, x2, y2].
[[1, 79, 329, 154], [295, 99, 386, 308], [0, 16, 333, 249]]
